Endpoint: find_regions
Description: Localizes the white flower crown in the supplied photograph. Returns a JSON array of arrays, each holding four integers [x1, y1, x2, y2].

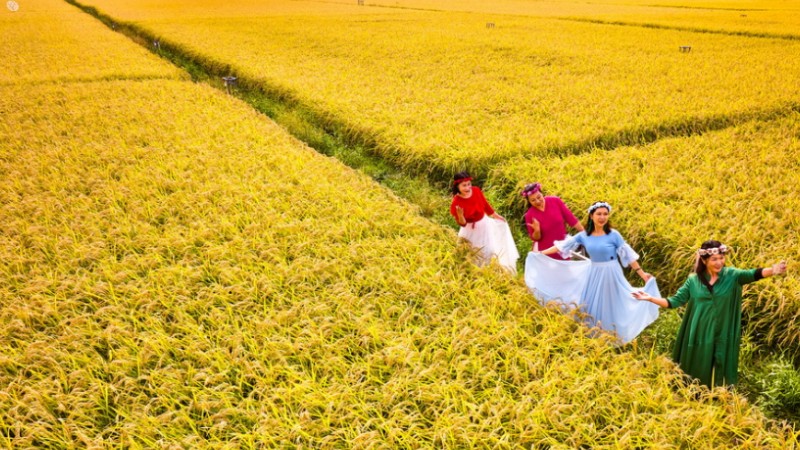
[[587, 201, 612, 214], [698, 244, 729, 256]]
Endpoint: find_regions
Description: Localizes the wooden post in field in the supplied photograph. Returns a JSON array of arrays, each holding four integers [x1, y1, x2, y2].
[[222, 76, 238, 95]]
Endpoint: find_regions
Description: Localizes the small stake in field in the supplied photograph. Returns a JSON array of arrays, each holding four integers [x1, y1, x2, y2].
[[679, 45, 692, 53], [486, 22, 495, 29], [153, 40, 161, 51], [222, 76, 237, 95]]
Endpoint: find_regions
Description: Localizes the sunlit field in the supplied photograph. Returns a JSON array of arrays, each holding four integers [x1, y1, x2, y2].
[[72, 0, 800, 359], [2, 0, 800, 445], [332, 0, 800, 38], [77, 0, 800, 175], [0, 0, 183, 84], [3, 72, 797, 450]]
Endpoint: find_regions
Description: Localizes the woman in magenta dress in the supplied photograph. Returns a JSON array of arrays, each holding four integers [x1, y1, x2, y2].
[[521, 182, 584, 257], [450, 171, 519, 274]]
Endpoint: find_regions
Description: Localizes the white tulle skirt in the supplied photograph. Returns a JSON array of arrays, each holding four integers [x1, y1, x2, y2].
[[458, 216, 520, 274], [525, 252, 660, 344]]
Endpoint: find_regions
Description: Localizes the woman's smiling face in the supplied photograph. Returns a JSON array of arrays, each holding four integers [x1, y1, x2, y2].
[[458, 179, 472, 196], [705, 254, 726, 275], [591, 207, 609, 227]]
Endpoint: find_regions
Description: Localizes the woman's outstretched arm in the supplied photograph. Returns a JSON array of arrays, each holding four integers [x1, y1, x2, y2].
[[763, 261, 788, 278], [631, 291, 669, 308]]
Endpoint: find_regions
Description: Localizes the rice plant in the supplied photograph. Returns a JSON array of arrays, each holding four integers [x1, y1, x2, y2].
[[75, 0, 800, 176], [1, 0, 798, 446]]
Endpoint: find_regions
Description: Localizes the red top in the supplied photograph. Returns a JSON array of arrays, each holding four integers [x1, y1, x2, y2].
[[450, 186, 495, 226], [524, 196, 579, 260]]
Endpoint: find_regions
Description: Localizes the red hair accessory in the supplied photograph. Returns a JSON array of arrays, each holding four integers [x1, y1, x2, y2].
[[453, 177, 472, 185]]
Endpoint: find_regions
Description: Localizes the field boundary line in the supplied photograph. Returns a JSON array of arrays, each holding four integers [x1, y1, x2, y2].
[[0, 73, 185, 88], [301, 0, 800, 40], [557, 17, 800, 41]]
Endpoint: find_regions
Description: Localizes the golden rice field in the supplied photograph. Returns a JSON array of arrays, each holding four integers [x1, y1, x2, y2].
[[74, 0, 800, 359], [75, 0, 800, 175], [2, 0, 799, 446], [336, 0, 800, 39], [0, 0, 183, 85], [4, 70, 799, 450], [6, 52, 797, 450], [71, 0, 800, 39], [492, 112, 800, 356]]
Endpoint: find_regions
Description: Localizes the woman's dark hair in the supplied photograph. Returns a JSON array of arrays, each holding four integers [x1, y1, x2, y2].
[[695, 240, 724, 291], [585, 204, 612, 235], [451, 171, 471, 195]]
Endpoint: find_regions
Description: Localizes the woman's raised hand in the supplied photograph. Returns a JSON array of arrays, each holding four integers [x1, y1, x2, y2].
[[771, 261, 788, 276], [632, 291, 652, 301], [455, 206, 467, 226], [640, 272, 653, 282], [529, 218, 540, 232]]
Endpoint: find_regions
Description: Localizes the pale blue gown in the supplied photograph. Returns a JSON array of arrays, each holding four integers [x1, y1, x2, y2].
[[525, 230, 660, 344]]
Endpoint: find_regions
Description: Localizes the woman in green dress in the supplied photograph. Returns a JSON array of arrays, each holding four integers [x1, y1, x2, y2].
[[633, 240, 787, 388]]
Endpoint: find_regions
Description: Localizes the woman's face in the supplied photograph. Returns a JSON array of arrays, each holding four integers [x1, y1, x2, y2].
[[458, 180, 472, 196], [527, 191, 544, 208], [591, 207, 610, 228], [705, 254, 726, 275]]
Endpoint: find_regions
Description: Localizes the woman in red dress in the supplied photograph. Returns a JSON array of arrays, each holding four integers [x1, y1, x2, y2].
[[450, 171, 519, 274]]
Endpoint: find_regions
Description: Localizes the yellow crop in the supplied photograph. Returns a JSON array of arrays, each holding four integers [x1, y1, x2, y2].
[[493, 112, 800, 357], [79, 0, 800, 176], [340, 0, 800, 38], [75, 0, 800, 358], [0, 0, 183, 85], [2, 0, 798, 446], [3, 76, 797, 449]]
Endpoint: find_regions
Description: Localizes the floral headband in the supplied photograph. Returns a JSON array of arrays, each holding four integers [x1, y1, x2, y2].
[[698, 244, 729, 257], [587, 201, 612, 214], [520, 182, 542, 197]]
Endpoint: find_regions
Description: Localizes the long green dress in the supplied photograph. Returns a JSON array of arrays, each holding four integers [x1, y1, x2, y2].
[[667, 266, 760, 388]]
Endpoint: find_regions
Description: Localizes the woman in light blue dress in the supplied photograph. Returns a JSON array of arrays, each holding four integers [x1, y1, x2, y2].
[[531, 201, 660, 344]]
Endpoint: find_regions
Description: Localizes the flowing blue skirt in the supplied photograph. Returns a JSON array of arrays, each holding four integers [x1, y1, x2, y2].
[[525, 252, 660, 344]]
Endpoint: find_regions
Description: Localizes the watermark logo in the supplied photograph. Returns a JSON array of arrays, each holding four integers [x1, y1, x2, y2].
[[7, 1, 19, 12]]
